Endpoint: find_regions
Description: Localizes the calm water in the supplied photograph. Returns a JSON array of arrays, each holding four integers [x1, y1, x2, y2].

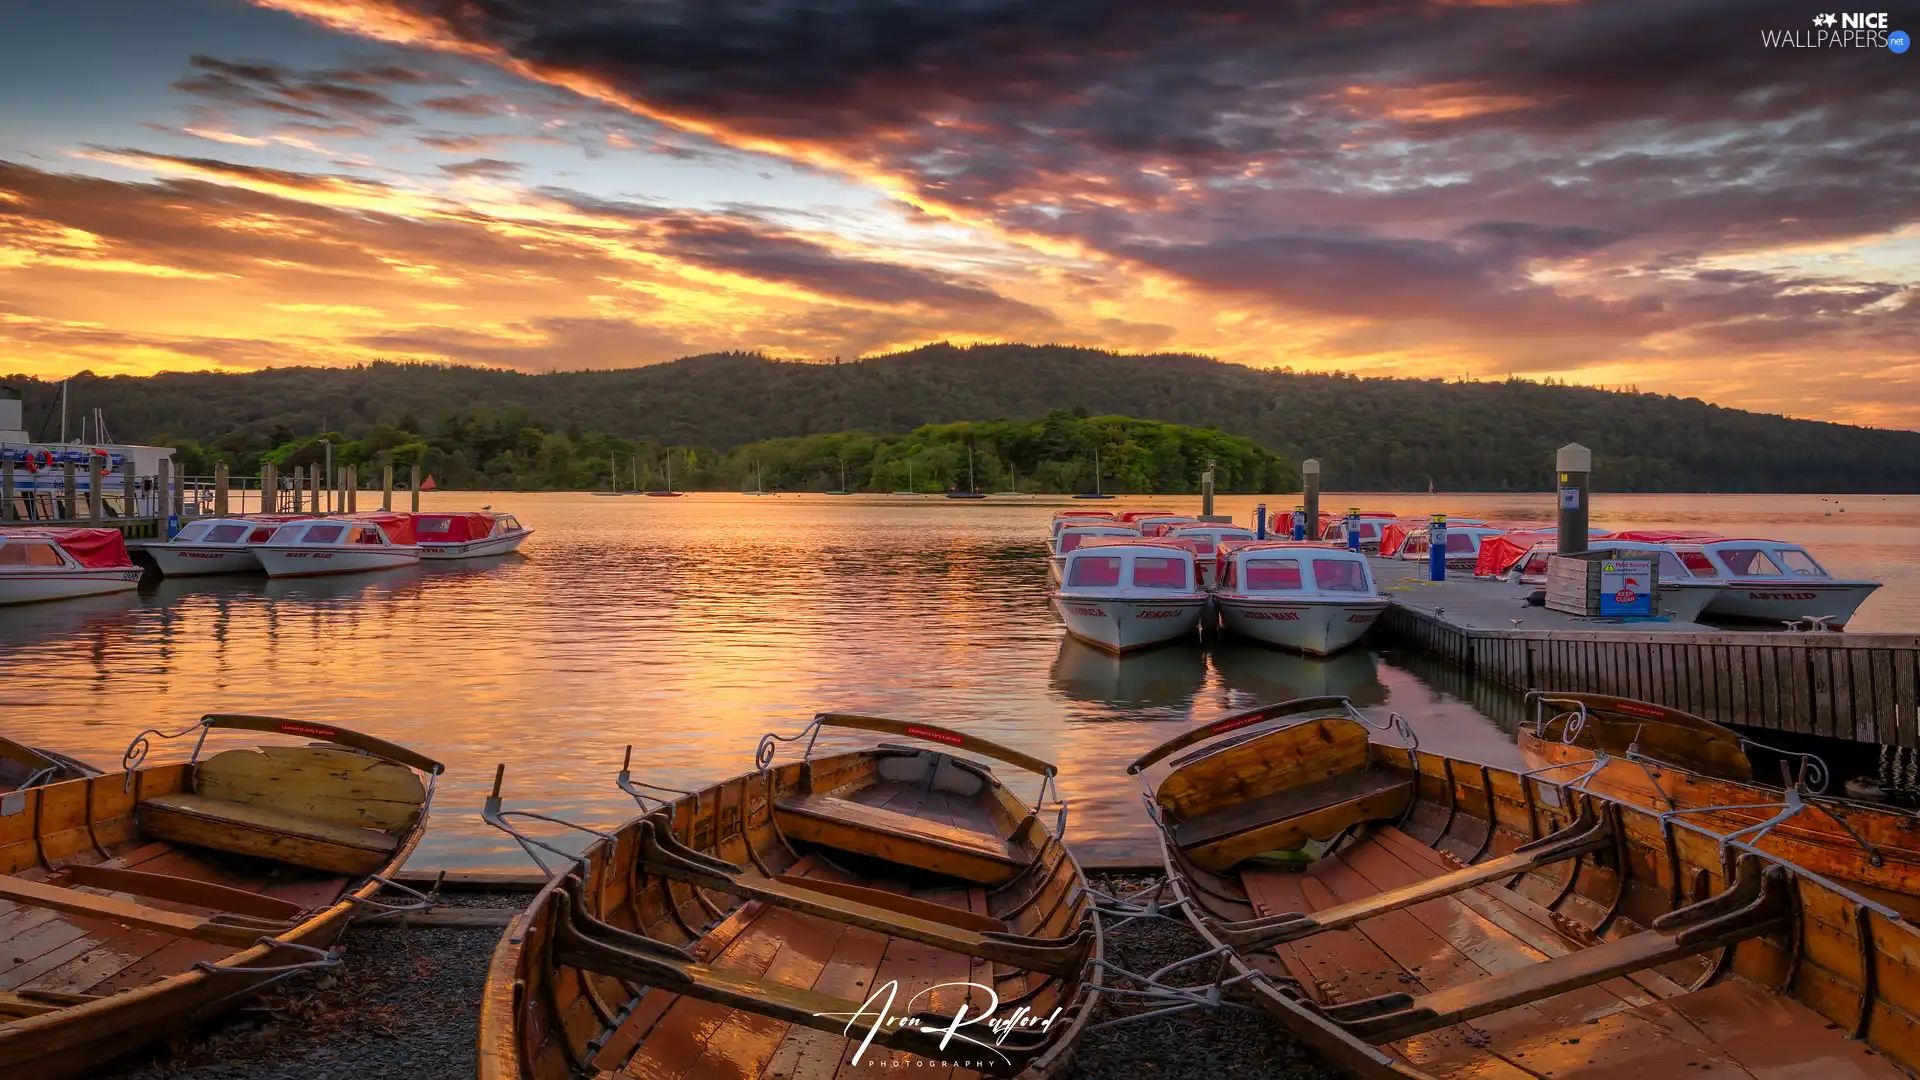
[[3, 491, 1914, 869]]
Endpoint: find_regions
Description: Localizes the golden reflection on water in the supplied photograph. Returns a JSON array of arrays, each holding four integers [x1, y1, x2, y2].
[[3, 491, 1914, 868]]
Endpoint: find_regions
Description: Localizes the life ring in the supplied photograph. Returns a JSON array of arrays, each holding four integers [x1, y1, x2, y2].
[[23, 448, 52, 473]]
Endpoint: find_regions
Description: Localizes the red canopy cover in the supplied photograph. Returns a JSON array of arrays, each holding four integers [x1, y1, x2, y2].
[[1475, 531, 1549, 576], [1378, 520, 1418, 557], [1608, 530, 1723, 544], [343, 512, 419, 544], [0, 527, 134, 568], [413, 512, 495, 543]]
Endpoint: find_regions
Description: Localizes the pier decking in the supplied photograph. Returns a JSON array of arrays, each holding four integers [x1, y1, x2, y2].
[[1370, 559, 1920, 745]]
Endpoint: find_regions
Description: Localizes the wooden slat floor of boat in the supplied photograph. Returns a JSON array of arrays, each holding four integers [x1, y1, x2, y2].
[[0, 841, 350, 1001], [616, 860, 988, 1080], [775, 793, 1020, 868], [1247, 825, 1901, 1080]]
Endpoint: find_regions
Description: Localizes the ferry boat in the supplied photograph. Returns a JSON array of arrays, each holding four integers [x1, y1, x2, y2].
[[0, 527, 144, 604], [1050, 537, 1208, 652], [144, 515, 303, 576], [1393, 523, 1505, 571], [1049, 522, 1138, 585], [1163, 523, 1257, 587], [1, 386, 176, 519], [1212, 541, 1387, 655], [1502, 538, 1729, 623], [252, 514, 420, 578], [411, 511, 532, 559], [1664, 537, 1881, 627]]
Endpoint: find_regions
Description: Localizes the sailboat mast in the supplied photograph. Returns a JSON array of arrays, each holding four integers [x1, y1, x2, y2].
[[967, 447, 975, 493]]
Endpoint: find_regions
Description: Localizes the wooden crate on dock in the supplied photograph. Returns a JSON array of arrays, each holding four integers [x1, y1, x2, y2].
[[1546, 551, 1661, 617]]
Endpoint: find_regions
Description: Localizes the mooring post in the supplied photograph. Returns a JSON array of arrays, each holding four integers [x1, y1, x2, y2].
[[1345, 507, 1362, 552], [122, 459, 136, 518], [1, 457, 12, 522], [382, 464, 393, 511], [1556, 443, 1591, 556], [62, 459, 76, 520], [1429, 513, 1448, 582], [214, 461, 229, 517], [346, 465, 358, 513], [88, 454, 104, 523], [410, 464, 421, 512], [1302, 458, 1321, 540], [1200, 460, 1216, 518], [1291, 504, 1306, 541], [1255, 502, 1267, 539], [156, 457, 171, 531]]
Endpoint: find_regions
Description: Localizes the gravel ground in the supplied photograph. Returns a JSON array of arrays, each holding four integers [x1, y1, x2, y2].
[[98, 879, 1336, 1080]]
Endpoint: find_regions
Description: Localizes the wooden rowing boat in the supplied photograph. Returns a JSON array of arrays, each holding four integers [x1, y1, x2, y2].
[[478, 714, 1101, 1080], [0, 714, 442, 1078], [1134, 695, 1920, 1080], [0, 737, 99, 793], [1520, 691, 1920, 919]]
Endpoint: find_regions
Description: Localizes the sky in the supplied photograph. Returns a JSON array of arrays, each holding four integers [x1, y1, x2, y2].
[[0, 0, 1916, 426]]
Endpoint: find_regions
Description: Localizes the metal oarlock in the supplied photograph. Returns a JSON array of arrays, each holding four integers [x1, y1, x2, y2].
[[482, 763, 612, 876], [346, 875, 438, 922], [120, 719, 213, 790], [754, 717, 825, 772], [616, 745, 695, 810]]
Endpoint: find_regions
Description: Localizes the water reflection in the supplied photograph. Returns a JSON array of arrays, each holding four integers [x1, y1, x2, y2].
[[1050, 637, 1207, 710], [1211, 641, 1387, 707]]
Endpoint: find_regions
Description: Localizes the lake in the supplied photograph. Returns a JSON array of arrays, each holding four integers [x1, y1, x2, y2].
[[4, 491, 1914, 868]]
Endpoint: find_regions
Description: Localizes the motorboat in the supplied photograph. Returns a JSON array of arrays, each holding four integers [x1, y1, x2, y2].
[[1501, 538, 1729, 622], [1314, 511, 1400, 552], [1162, 523, 1257, 586], [1664, 537, 1880, 627], [1472, 527, 1614, 577], [1272, 510, 1335, 543], [1392, 523, 1505, 572], [1139, 517, 1204, 537], [410, 511, 532, 559], [1049, 509, 1116, 538], [1212, 541, 1387, 655], [1377, 517, 1486, 558], [1050, 537, 1208, 652], [144, 515, 302, 576], [1113, 508, 1178, 527], [0, 527, 144, 605], [1049, 522, 1138, 585], [252, 514, 421, 578]]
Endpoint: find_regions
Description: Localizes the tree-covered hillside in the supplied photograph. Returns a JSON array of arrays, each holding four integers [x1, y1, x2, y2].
[[9, 343, 1918, 491]]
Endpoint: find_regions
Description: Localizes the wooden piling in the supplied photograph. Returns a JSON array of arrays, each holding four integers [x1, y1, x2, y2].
[[1, 457, 12, 521], [1302, 458, 1321, 536], [214, 462, 229, 517], [307, 466, 318, 516], [122, 460, 136, 518], [410, 464, 421, 512], [88, 454, 104, 523], [156, 457, 172, 530], [347, 465, 358, 513], [382, 463, 393, 511], [1556, 443, 1591, 556], [62, 460, 76, 520]]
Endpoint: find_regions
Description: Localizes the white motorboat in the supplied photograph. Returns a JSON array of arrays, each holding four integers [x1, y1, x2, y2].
[[1162, 523, 1257, 587], [412, 511, 533, 559], [1501, 536, 1729, 623], [1048, 510, 1117, 539], [252, 514, 421, 578], [1049, 538, 1207, 652], [1664, 538, 1880, 627], [1314, 511, 1400, 553], [1394, 524, 1507, 572], [145, 516, 300, 576], [1212, 541, 1387, 656], [1049, 523, 1137, 585], [0, 527, 143, 605]]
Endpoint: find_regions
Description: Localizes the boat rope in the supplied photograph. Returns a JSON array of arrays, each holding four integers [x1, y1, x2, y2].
[[1879, 744, 1920, 802], [346, 875, 438, 921], [194, 937, 342, 991]]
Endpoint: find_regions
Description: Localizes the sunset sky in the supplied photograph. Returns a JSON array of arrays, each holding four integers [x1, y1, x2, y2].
[[1, 1, 1915, 424]]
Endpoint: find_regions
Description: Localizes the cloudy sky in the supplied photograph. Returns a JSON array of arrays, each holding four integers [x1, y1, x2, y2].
[[1, 1, 1915, 424]]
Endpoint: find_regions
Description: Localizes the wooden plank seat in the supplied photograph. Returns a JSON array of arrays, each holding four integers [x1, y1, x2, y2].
[[137, 793, 399, 877], [1173, 769, 1412, 870], [1317, 855, 1793, 1043], [0, 875, 294, 948], [773, 792, 1028, 886], [52, 863, 308, 921], [1205, 803, 1616, 950], [632, 815, 1092, 977]]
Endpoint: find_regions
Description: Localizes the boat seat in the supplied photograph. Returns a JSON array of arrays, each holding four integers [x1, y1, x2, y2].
[[0, 875, 292, 947], [1173, 769, 1413, 871], [139, 793, 399, 877], [773, 793, 1027, 886]]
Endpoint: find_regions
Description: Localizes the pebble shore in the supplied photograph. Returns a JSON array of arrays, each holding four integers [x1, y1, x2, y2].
[[100, 879, 1336, 1080]]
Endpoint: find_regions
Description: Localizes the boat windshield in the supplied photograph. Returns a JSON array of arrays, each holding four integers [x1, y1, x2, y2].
[[303, 524, 345, 545], [1185, 538, 1216, 555], [1131, 557, 1190, 590], [172, 522, 210, 542], [1716, 548, 1783, 576], [497, 516, 519, 531], [1067, 557, 1122, 588], [1243, 558, 1303, 591], [247, 526, 277, 543], [344, 526, 385, 545], [1654, 551, 1689, 579], [203, 523, 247, 543], [1677, 550, 1717, 576], [0, 541, 63, 567], [1775, 548, 1827, 577], [1445, 533, 1479, 554], [1312, 559, 1370, 592]]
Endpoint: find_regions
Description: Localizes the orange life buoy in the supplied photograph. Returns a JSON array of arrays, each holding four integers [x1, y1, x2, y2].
[[23, 448, 52, 473]]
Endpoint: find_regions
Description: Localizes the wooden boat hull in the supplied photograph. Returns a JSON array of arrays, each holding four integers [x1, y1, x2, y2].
[[479, 745, 1101, 1080], [1136, 699, 1920, 1080], [144, 544, 263, 576], [1215, 595, 1386, 656], [0, 739, 98, 793], [1049, 593, 1206, 652], [0, 567, 142, 605], [0, 719, 438, 1079], [253, 544, 421, 578], [416, 528, 532, 560]]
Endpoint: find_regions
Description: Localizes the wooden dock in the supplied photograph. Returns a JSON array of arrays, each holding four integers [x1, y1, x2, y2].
[[1370, 560, 1920, 745]]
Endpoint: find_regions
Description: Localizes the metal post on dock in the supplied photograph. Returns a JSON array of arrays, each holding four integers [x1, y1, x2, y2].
[[381, 464, 393, 511], [1556, 443, 1591, 556], [62, 459, 76, 520], [122, 461, 136, 519], [1292, 505, 1306, 541], [1, 458, 12, 522], [1429, 513, 1448, 582], [410, 464, 421, 512], [88, 454, 104, 523], [156, 457, 171, 532], [292, 466, 304, 513], [1301, 459, 1320, 539], [1200, 460, 1215, 518], [214, 462, 229, 517], [307, 466, 318, 516], [1255, 503, 1267, 539], [1345, 507, 1361, 552]]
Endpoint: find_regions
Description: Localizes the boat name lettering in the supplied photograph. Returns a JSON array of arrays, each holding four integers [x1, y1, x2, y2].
[[1066, 605, 1107, 617], [1136, 608, 1185, 620], [905, 725, 964, 747], [1747, 591, 1818, 601], [1346, 613, 1378, 623], [1244, 611, 1302, 621], [1611, 701, 1667, 719]]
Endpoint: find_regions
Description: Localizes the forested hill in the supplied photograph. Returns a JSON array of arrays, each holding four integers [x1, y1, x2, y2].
[[10, 343, 1920, 492]]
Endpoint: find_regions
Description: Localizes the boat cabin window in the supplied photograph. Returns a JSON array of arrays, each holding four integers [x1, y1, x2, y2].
[[1059, 532, 1097, 553], [1067, 557, 1123, 588], [1522, 552, 1551, 576], [1677, 550, 1717, 576], [172, 522, 210, 542], [203, 523, 247, 543], [0, 542, 64, 567], [246, 526, 276, 543], [1444, 532, 1479, 554], [1716, 548, 1782, 576], [1654, 551, 1688, 579], [1776, 548, 1825, 576], [1184, 537, 1216, 555], [344, 526, 384, 545], [1312, 558, 1370, 592], [1243, 558, 1303, 591], [1131, 557, 1190, 590], [415, 516, 454, 535], [496, 516, 518, 531], [303, 524, 345, 545]]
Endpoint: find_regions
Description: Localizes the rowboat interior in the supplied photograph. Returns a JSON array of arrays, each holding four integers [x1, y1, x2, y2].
[[480, 714, 1101, 1080], [0, 737, 97, 794], [0, 715, 441, 1079], [1133, 695, 1920, 1080]]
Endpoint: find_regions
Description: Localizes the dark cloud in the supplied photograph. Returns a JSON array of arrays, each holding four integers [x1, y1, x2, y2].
[[354, 317, 694, 369], [417, 93, 508, 117], [173, 53, 419, 128], [438, 157, 522, 178]]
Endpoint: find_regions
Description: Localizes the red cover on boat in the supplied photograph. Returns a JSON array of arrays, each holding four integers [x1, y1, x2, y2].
[[1608, 529, 1723, 543], [1475, 531, 1549, 576], [1378, 520, 1417, 557], [0, 527, 135, 568], [343, 512, 418, 545], [413, 512, 494, 543]]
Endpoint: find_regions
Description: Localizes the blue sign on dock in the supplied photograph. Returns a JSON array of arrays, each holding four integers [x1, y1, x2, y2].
[[1598, 558, 1654, 617]]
